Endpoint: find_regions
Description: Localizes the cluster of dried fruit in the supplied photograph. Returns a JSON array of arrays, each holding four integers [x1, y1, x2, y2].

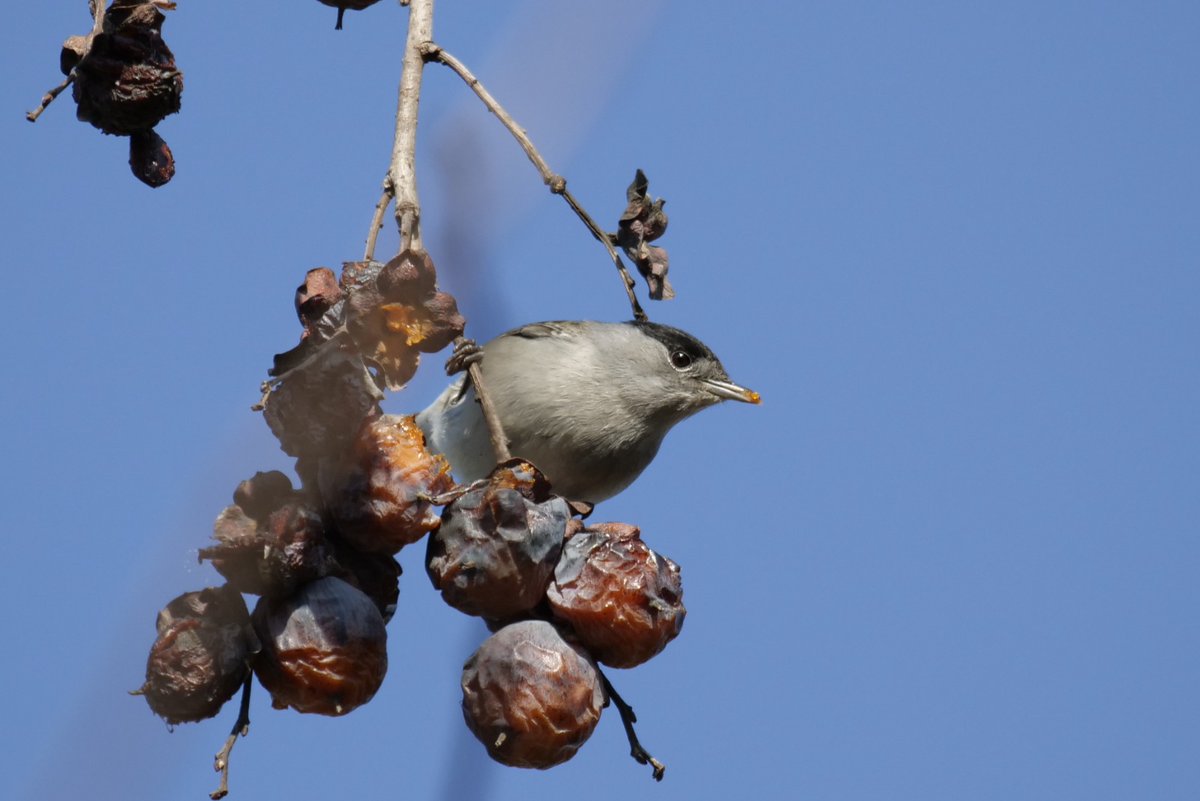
[[57, 0, 183, 187], [429, 460, 684, 772], [137, 246, 682, 794]]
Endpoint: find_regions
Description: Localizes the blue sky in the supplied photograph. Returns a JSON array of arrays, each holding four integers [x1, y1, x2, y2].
[[3, 2, 1198, 800]]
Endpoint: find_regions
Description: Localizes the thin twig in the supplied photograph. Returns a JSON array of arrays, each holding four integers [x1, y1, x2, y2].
[[598, 669, 666, 781], [26, 74, 75, 122], [467, 356, 511, 463], [421, 42, 647, 322], [210, 673, 253, 800], [364, 185, 392, 261], [27, 0, 108, 123], [384, 0, 513, 462], [389, 0, 434, 252]]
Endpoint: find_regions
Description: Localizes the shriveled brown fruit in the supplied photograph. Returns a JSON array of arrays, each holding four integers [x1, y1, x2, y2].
[[252, 577, 387, 716], [232, 470, 296, 521], [345, 250, 465, 389], [261, 345, 383, 461], [198, 499, 332, 598], [73, 1, 183, 136], [317, 0, 383, 30], [547, 522, 685, 668], [320, 414, 454, 554], [427, 460, 569, 621], [461, 620, 605, 769], [128, 128, 174, 187], [138, 585, 259, 725], [327, 540, 402, 623]]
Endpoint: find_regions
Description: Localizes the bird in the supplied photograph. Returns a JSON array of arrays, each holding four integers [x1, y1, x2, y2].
[[416, 320, 759, 504]]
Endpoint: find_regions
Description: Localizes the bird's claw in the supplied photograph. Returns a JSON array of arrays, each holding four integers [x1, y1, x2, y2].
[[445, 339, 483, 376]]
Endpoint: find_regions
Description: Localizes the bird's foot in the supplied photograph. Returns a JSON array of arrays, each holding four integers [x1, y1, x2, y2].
[[445, 338, 483, 376]]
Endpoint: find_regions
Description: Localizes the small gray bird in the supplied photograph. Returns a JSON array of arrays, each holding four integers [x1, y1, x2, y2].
[[416, 320, 759, 503]]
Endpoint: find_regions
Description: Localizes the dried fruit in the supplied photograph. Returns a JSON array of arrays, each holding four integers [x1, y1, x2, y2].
[[199, 498, 331, 598], [128, 128, 174, 187], [232, 471, 296, 521], [547, 522, 685, 668], [427, 461, 569, 621], [345, 250, 465, 389], [461, 620, 605, 769], [296, 267, 344, 334], [252, 577, 387, 716], [138, 586, 259, 725], [317, 0, 383, 30], [327, 540, 402, 623], [320, 414, 454, 554], [72, 1, 183, 136], [261, 345, 383, 461]]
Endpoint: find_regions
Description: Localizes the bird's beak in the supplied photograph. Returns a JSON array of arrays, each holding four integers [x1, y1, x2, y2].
[[701, 378, 761, 404]]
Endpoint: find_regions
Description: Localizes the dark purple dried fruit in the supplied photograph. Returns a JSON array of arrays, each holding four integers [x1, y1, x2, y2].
[[461, 620, 605, 769], [128, 128, 174, 187], [327, 540, 402, 623], [199, 500, 332, 598], [252, 577, 387, 716], [547, 522, 685, 668], [427, 461, 569, 621], [317, 0, 383, 30], [73, 1, 183, 136], [320, 414, 455, 554], [138, 585, 259, 725]]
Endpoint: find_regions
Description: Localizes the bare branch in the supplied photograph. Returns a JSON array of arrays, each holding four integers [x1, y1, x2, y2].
[[389, 0, 434, 251], [422, 42, 647, 321], [26, 0, 108, 123], [364, 185, 392, 262], [209, 673, 252, 800], [599, 669, 665, 781], [25, 74, 75, 122]]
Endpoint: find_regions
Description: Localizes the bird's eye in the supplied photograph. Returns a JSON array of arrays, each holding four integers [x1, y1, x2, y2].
[[669, 349, 693, 370]]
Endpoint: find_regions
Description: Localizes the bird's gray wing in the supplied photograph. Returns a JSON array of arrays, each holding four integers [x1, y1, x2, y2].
[[503, 321, 583, 340]]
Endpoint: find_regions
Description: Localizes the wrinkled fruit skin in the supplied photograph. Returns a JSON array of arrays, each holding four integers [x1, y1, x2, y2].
[[128, 128, 174, 187], [461, 620, 605, 769], [547, 522, 685, 668], [140, 586, 259, 725], [345, 250, 464, 389], [427, 462, 569, 621], [73, 3, 182, 135], [320, 414, 455, 554], [199, 501, 331, 598], [262, 347, 383, 460], [252, 577, 387, 716], [327, 540, 402, 623]]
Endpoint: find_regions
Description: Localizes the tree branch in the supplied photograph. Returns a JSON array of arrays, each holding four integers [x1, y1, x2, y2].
[[26, 0, 108, 123], [209, 672, 253, 800], [421, 42, 647, 322], [389, 0, 434, 252], [386, 0, 511, 465]]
